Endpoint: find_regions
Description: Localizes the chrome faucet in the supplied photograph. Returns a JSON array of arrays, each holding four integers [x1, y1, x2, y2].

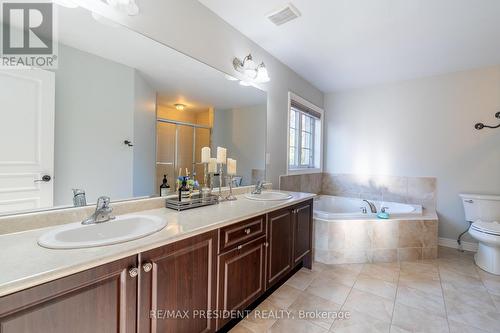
[[251, 181, 265, 194], [82, 196, 115, 225], [362, 199, 377, 213]]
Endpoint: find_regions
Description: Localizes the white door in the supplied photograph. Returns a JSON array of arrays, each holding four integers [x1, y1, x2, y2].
[[0, 68, 55, 214]]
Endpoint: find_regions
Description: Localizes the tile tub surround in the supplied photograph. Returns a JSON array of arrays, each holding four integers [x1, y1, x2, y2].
[[279, 173, 323, 194], [322, 173, 437, 211], [0, 183, 272, 235], [0, 190, 314, 297], [231, 247, 500, 333], [314, 218, 439, 264], [280, 173, 437, 211]]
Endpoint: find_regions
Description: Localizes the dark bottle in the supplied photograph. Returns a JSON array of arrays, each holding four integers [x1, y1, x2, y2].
[[160, 175, 170, 197], [178, 178, 190, 202]]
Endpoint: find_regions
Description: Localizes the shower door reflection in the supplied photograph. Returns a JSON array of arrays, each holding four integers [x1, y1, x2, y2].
[[156, 119, 211, 194]]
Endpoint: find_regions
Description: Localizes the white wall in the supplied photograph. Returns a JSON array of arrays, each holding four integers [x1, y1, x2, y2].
[[212, 104, 267, 185], [54, 44, 135, 205], [133, 72, 156, 197], [76, 0, 324, 187], [54, 44, 157, 205], [325, 66, 500, 240]]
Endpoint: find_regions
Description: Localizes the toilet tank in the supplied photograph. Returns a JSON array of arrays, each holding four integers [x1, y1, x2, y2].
[[460, 194, 500, 222]]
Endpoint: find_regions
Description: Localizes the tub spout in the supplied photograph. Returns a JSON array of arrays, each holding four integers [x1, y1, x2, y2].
[[362, 199, 377, 213]]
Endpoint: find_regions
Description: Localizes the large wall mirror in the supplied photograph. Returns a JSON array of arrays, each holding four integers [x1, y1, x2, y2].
[[0, 5, 267, 216]]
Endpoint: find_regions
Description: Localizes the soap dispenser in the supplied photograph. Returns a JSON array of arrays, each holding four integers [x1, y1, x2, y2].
[[160, 175, 170, 197]]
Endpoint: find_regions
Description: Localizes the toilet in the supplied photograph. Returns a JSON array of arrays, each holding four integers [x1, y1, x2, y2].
[[460, 194, 500, 275]]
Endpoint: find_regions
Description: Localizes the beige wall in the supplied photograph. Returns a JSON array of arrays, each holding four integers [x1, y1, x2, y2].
[[325, 65, 500, 241]]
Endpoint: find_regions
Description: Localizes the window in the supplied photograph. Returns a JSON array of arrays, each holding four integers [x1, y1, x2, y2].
[[287, 93, 323, 174]]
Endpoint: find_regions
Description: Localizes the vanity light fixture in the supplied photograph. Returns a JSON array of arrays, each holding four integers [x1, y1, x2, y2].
[[233, 54, 271, 83], [174, 103, 186, 111]]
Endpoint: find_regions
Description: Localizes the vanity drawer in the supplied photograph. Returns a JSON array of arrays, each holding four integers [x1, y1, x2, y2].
[[219, 216, 266, 252]]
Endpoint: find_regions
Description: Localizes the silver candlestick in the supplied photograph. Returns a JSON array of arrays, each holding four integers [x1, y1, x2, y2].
[[217, 163, 224, 200], [225, 175, 237, 201]]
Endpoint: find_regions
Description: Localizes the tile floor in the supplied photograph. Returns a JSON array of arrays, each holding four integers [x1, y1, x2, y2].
[[230, 247, 500, 333]]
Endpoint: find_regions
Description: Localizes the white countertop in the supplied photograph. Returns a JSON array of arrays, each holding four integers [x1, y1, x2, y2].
[[0, 191, 315, 297]]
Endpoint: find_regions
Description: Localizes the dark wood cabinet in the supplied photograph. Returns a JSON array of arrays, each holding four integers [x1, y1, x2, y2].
[[216, 235, 267, 329], [293, 201, 313, 268], [267, 208, 293, 287], [138, 231, 217, 333], [0, 255, 137, 333], [218, 215, 266, 253]]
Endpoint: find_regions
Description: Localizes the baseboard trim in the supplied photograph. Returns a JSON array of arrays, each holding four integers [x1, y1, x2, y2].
[[439, 237, 478, 252]]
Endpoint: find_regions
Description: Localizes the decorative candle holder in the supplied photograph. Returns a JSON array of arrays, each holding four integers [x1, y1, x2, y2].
[[217, 163, 224, 200], [225, 175, 237, 201], [203, 163, 209, 189]]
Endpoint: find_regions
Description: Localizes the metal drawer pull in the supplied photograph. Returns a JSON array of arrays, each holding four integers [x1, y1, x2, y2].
[[129, 267, 139, 278], [143, 262, 153, 272], [244, 228, 251, 234], [464, 199, 474, 203], [237, 245, 243, 250], [265, 242, 269, 248]]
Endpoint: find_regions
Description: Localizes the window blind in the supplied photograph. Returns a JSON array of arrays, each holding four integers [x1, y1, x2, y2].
[[290, 99, 322, 119]]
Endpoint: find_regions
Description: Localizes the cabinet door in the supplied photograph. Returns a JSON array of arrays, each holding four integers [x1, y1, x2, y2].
[[139, 231, 217, 333], [293, 200, 313, 265], [267, 208, 293, 287], [0, 256, 137, 333], [217, 236, 266, 330]]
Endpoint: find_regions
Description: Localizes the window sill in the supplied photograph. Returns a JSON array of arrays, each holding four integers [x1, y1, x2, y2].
[[287, 168, 322, 176]]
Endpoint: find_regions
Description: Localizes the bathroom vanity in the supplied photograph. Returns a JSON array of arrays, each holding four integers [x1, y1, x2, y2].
[[0, 195, 313, 333]]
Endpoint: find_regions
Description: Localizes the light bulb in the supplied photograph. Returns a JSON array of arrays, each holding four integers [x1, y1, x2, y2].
[[255, 63, 270, 83], [242, 54, 257, 77]]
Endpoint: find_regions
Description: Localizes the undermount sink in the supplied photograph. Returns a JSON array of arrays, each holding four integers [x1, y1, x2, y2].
[[38, 215, 167, 249], [244, 191, 293, 201]]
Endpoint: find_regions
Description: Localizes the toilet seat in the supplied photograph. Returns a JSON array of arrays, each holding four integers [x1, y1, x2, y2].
[[471, 220, 500, 236]]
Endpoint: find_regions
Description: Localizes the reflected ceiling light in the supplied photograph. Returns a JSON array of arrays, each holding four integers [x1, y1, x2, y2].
[[53, 0, 79, 8], [106, 0, 139, 16], [233, 53, 271, 84], [174, 103, 186, 111]]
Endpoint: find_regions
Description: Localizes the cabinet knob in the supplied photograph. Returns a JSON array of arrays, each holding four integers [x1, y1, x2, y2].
[[143, 262, 153, 273], [265, 242, 269, 247], [237, 245, 243, 250], [129, 267, 139, 278], [244, 228, 251, 235]]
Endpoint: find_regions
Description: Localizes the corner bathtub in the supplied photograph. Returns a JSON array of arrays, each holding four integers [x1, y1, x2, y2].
[[313, 195, 437, 264], [314, 195, 422, 220]]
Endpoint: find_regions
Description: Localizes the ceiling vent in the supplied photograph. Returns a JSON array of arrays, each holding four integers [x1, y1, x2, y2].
[[267, 3, 301, 26]]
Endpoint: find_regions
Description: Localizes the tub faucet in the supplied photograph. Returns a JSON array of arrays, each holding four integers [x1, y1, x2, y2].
[[363, 199, 377, 213], [82, 196, 115, 225], [252, 181, 265, 194]]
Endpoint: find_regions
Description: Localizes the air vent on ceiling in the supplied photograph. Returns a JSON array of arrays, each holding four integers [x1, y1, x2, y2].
[[267, 3, 301, 26]]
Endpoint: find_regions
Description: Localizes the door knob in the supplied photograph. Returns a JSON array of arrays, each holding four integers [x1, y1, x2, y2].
[[143, 262, 153, 272], [34, 175, 51, 182], [129, 267, 139, 277]]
